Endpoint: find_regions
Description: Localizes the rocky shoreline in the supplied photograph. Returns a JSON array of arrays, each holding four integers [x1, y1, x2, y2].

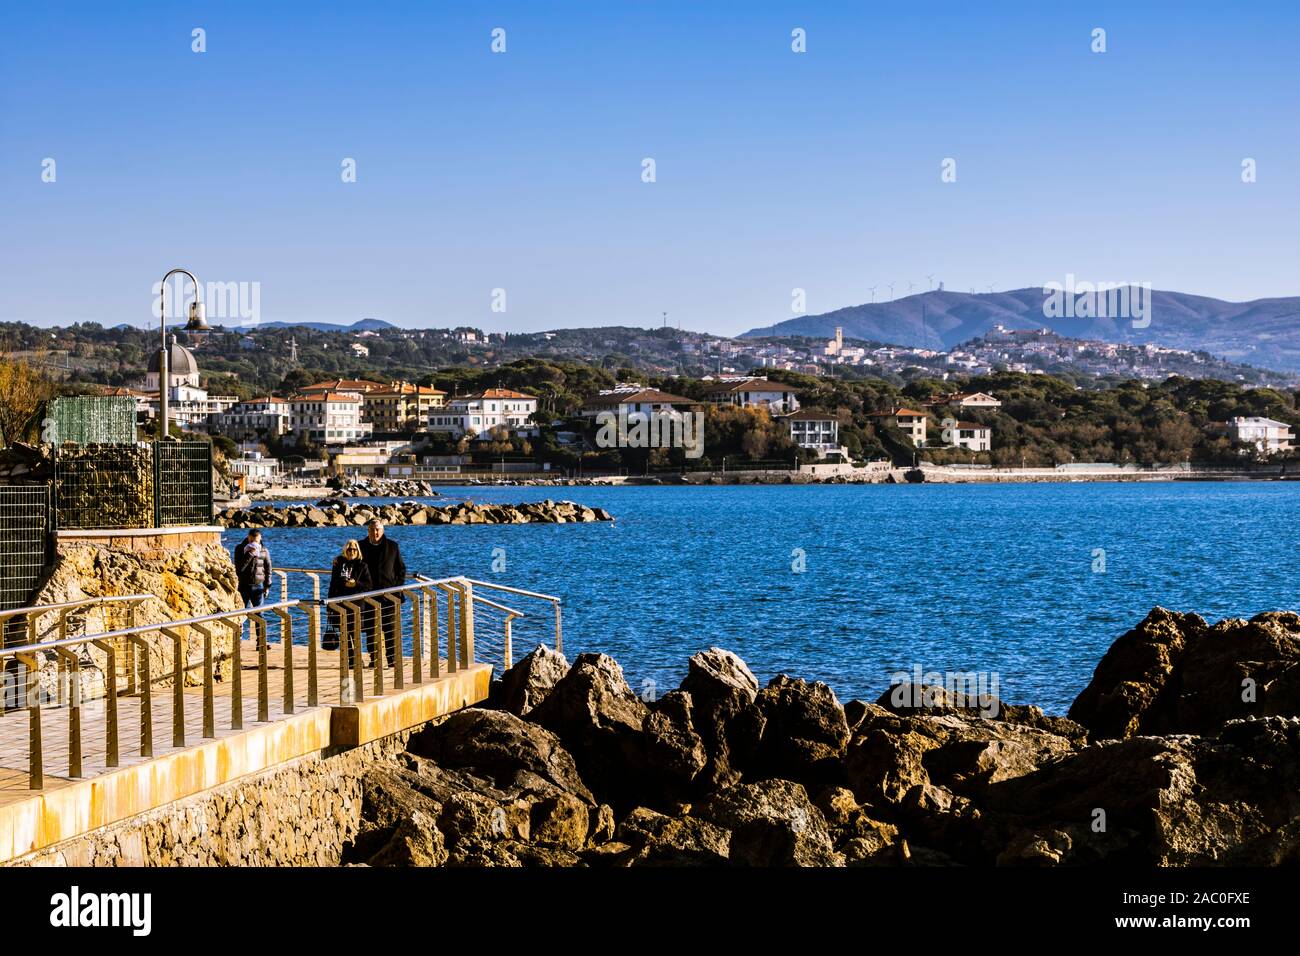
[[344, 607, 1300, 867], [218, 498, 614, 529]]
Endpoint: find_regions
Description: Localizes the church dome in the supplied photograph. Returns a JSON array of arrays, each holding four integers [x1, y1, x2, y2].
[[148, 335, 199, 376]]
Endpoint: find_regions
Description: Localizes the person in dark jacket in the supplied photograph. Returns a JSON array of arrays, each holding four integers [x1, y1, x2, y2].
[[233, 530, 273, 608], [325, 539, 372, 653], [358, 519, 406, 666]]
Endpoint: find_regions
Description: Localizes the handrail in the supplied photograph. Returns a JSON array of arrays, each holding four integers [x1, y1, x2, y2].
[[461, 578, 563, 654], [0, 593, 158, 625]]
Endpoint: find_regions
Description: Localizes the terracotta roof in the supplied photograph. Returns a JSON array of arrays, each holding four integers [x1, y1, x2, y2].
[[451, 388, 537, 402], [291, 391, 363, 403], [783, 408, 837, 422], [369, 382, 447, 397], [954, 421, 989, 430], [869, 408, 927, 418], [701, 379, 799, 394], [583, 388, 696, 407], [300, 379, 388, 394]]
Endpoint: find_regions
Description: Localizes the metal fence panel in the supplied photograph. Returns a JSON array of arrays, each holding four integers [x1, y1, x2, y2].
[[156, 441, 214, 526], [44, 396, 137, 446], [54, 443, 154, 530], [0, 485, 50, 611]]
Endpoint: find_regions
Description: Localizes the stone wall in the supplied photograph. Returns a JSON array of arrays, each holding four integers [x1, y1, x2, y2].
[[11, 731, 415, 867]]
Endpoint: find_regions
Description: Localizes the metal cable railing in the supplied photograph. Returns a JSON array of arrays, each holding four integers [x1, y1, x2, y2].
[[0, 571, 563, 792]]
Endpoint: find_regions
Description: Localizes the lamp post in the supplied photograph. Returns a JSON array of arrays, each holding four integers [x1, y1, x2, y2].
[[157, 268, 209, 439]]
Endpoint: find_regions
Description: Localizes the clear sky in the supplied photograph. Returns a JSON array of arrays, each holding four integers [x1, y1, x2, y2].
[[1, 1, 1296, 336]]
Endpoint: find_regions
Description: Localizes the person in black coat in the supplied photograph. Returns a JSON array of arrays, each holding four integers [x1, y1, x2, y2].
[[358, 519, 406, 666], [325, 539, 372, 652]]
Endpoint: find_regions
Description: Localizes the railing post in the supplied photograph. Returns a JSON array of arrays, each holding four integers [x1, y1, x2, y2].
[[194, 623, 215, 738], [388, 594, 404, 690], [54, 648, 82, 777], [428, 588, 441, 679], [224, 619, 243, 730], [364, 597, 385, 696], [306, 573, 321, 707], [437, 584, 457, 674], [17, 650, 41, 789], [554, 600, 563, 654], [274, 606, 294, 714], [336, 603, 353, 705], [128, 635, 153, 757], [411, 588, 424, 685], [92, 639, 119, 768], [458, 579, 474, 669], [164, 627, 186, 748], [255, 614, 269, 722]]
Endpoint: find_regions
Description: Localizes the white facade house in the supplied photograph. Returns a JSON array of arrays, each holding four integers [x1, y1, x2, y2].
[[580, 387, 696, 420], [784, 409, 840, 457], [944, 391, 1002, 409], [1227, 416, 1294, 455], [213, 397, 291, 439], [952, 421, 992, 452], [700, 377, 800, 414], [228, 454, 281, 483], [428, 388, 539, 438], [289, 391, 373, 444]]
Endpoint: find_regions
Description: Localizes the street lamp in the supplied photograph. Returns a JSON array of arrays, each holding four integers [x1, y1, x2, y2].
[[157, 268, 209, 439]]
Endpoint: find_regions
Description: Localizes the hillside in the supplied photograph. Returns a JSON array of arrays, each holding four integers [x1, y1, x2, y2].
[[742, 289, 1300, 373]]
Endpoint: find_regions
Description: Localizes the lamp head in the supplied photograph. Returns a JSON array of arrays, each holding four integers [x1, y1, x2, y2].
[[185, 299, 209, 331]]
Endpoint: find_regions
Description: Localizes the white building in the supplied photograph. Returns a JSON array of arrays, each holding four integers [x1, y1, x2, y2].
[[869, 408, 929, 446], [428, 388, 539, 439], [1227, 417, 1294, 455], [783, 409, 840, 457], [700, 377, 800, 414], [952, 421, 992, 452], [228, 454, 281, 483], [289, 391, 373, 444], [213, 397, 291, 439], [943, 391, 1002, 409], [579, 387, 696, 420]]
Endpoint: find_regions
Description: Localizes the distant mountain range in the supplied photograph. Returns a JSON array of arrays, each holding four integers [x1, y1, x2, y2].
[[742, 289, 1300, 373], [255, 318, 397, 332]]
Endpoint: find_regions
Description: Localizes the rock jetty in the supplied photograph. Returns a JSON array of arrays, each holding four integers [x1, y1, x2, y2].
[[330, 477, 439, 498], [218, 498, 613, 529], [344, 607, 1300, 867]]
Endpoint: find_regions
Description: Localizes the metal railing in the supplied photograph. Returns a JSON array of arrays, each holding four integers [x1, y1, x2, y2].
[[0, 570, 563, 791], [0, 598, 299, 788]]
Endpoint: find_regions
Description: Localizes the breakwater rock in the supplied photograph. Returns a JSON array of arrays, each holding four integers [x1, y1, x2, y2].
[[218, 498, 613, 529], [344, 611, 1300, 867], [330, 478, 438, 498]]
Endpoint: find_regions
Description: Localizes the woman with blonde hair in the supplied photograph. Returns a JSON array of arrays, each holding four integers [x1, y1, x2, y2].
[[324, 539, 372, 651]]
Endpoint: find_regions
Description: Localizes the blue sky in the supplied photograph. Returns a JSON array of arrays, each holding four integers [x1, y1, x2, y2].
[[1, 1, 1296, 336]]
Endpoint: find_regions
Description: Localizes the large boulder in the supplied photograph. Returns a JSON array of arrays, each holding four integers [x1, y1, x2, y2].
[[694, 779, 842, 866], [679, 647, 765, 790], [641, 690, 709, 800], [615, 807, 731, 866], [527, 653, 649, 807], [753, 675, 851, 784], [1069, 608, 1300, 739], [407, 708, 594, 804], [983, 716, 1300, 865], [491, 644, 571, 717]]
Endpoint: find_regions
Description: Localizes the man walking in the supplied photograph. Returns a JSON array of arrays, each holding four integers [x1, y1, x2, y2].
[[359, 519, 406, 667], [233, 529, 273, 608]]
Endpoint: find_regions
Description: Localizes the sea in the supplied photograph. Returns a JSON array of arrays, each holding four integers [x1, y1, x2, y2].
[[223, 481, 1300, 714]]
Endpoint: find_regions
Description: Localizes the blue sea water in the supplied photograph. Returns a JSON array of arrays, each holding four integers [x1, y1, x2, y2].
[[224, 482, 1300, 714]]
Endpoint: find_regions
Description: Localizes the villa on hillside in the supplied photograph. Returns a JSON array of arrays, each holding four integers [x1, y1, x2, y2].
[[782, 408, 841, 457], [934, 391, 1002, 409], [428, 388, 539, 439], [868, 408, 929, 446], [951, 421, 992, 452], [213, 396, 292, 440], [579, 386, 697, 420], [1226, 416, 1295, 455], [699, 377, 800, 414]]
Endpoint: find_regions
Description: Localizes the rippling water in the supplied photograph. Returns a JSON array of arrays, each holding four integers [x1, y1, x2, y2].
[[224, 482, 1300, 714]]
